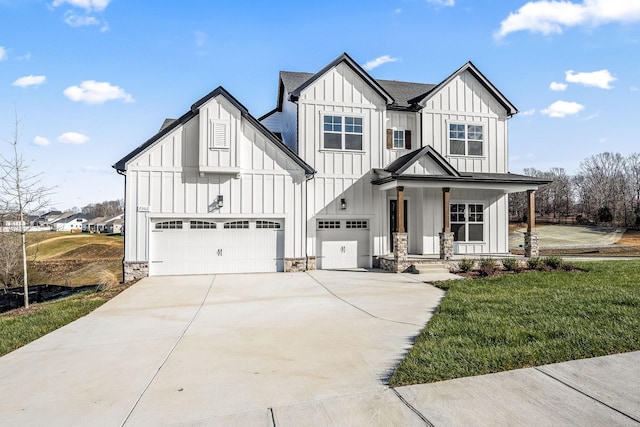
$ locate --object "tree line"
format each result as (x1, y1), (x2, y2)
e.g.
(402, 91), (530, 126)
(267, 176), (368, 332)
(510, 152), (640, 227)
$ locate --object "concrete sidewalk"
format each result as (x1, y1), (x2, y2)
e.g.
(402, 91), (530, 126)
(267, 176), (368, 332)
(0, 271), (638, 426)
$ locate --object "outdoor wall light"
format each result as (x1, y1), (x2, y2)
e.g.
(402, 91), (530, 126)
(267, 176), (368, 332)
(218, 195), (224, 208)
(340, 198), (346, 210)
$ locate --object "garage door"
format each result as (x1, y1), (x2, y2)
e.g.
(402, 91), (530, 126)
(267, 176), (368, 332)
(316, 219), (370, 269)
(149, 219), (284, 275)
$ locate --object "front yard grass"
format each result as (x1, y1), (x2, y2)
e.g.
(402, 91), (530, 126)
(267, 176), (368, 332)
(389, 260), (640, 386)
(0, 292), (109, 357)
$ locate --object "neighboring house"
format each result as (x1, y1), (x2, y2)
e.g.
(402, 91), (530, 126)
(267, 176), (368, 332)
(51, 213), (91, 232)
(115, 52), (547, 281)
(33, 210), (63, 227)
(84, 216), (107, 233)
(104, 214), (124, 234)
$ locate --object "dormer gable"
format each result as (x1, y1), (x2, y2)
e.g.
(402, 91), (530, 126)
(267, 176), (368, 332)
(384, 146), (461, 177)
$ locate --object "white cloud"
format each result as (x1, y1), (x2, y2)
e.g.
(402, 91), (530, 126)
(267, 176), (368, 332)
(549, 81), (567, 91)
(426, 0), (455, 6)
(541, 100), (585, 118)
(58, 132), (89, 144)
(12, 75), (46, 88)
(52, 0), (111, 12)
(64, 13), (100, 27)
(17, 52), (32, 61)
(565, 69), (616, 89)
(0, 46), (6, 61)
(631, 86), (638, 92)
(520, 109), (536, 116)
(363, 55), (399, 71)
(63, 80), (134, 104)
(495, 0), (640, 39)
(394, 8), (402, 14)
(33, 136), (50, 146)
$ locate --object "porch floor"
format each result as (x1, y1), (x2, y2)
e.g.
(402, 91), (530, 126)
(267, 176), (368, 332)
(377, 253), (524, 263)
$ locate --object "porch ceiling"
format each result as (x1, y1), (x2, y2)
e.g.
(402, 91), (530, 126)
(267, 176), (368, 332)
(372, 173), (550, 193)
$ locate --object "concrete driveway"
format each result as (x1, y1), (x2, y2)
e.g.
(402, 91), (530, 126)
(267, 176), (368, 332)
(0, 270), (444, 426)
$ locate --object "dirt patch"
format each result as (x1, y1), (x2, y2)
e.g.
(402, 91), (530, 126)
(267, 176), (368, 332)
(616, 229), (640, 246)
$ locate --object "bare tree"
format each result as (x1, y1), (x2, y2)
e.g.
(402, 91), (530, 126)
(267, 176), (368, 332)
(0, 114), (52, 308)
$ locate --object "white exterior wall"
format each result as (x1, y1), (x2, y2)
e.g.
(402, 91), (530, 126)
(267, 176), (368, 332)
(296, 62), (387, 258)
(384, 111), (420, 166)
(422, 70), (509, 174)
(450, 188), (509, 255)
(123, 95), (307, 265)
(281, 94), (298, 152)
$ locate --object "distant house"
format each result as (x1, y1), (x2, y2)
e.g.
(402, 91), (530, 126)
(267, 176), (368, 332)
(104, 214), (124, 234)
(50, 213), (91, 232)
(32, 211), (63, 227)
(84, 216), (107, 233)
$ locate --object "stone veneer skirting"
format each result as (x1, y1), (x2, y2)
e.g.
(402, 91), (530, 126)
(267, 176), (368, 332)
(285, 257), (316, 272)
(124, 261), (149, 283)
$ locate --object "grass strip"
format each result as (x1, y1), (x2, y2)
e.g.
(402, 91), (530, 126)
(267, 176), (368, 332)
(389, 260), (640, 386)
(0, 292), (108, 357)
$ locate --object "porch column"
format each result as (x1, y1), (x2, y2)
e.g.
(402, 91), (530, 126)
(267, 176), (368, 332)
(397, 186), (405, 233)
(392, 185), (408, 272)
(440, 187), (454, 260)
(525, 190), (539, 258)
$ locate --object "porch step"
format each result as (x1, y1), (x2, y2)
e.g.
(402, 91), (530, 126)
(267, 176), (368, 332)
(412, 262), (450, 275)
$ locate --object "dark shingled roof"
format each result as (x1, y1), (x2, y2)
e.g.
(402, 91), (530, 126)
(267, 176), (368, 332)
(384, 146), (460, 177)
(279, 71), (436, 110)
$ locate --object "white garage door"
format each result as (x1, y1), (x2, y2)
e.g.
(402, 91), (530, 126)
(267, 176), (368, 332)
(149, 219), (284, 276)
(316, 219), (370, 269)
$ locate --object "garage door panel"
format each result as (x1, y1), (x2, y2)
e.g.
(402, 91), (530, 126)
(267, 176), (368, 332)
(317, 219), (370, 270)
(150, 219), (283, 275)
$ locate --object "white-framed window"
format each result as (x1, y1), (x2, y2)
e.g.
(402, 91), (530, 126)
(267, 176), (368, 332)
(393, 130), (404, 149)
(450, 203), (484, 242)
(210, 120), (230, 149)
(318, 220), (340, 229)
(190, 220), (216, 229)
(449, 123), (483, 156)
(223, 220), (249, 229)
(323, 115), (363, 151)
(155, 220), (183, 230)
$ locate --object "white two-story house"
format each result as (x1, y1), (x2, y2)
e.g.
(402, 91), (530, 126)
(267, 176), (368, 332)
(115, 53), (546, 280)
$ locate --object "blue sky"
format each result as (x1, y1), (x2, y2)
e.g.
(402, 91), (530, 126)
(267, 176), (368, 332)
(1, 0), (640, 210)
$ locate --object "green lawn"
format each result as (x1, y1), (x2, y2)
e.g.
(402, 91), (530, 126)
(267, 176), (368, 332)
(0, 292), (108, 357)
(389, 260), (640, 386)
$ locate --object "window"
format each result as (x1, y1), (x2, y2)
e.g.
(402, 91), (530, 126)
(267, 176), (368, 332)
(318, 220), (340, 229)
(256, 220), (281, 229)
(450, 203), (484, 242)
(449, 123), (483, 156)
(323, 115), (363, 151)
(386, 129), (412, 150)
(223, 220), (249, 229)
(155, 220), (183, 230)
(190, 220), (216, 229)
(346, 220), (368, 229)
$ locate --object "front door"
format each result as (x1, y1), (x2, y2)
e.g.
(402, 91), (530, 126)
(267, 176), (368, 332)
(389, 199), (408, 251)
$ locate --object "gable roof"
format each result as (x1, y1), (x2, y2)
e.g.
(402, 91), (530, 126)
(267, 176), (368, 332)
(274, 56), (515, 114)
(417, 61), (518, 116)
(384, 146), (460, 177)
(113, 86), (314, 176)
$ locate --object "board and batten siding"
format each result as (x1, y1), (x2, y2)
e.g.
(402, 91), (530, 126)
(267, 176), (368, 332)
(384, 111), (420, 166)
(124, 101), (307, 264)
(296, 62), (387, 258)
(422, 70), (509, 174)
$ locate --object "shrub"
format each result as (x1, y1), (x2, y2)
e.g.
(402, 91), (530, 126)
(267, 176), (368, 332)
(97, 270), (119, 292)
(542, 256), (564, 270)
(478, 258), (498, 277)
(501, 257), (519, 272)
(458, 258), (474, 273)
(527, 257), (543, 270)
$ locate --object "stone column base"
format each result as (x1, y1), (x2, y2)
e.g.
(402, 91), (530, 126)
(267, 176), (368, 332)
(439, 232), (454, 260)
(524, 232), (539, 258)
(124, 261), (149, 283)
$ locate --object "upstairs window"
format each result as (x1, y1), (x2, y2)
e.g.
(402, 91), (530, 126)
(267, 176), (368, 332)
(450, 203), (484, 242)
(323, 115), (363, 151)
(449, 123), (483, 156)
(386, 129), (412, 150)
